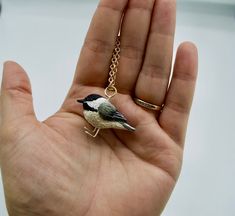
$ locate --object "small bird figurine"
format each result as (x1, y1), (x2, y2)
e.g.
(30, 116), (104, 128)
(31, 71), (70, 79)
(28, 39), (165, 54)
(77, 94), (135, 137)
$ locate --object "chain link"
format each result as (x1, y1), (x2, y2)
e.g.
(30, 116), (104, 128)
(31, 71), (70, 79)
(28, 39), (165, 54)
(104, 36), (121, 99)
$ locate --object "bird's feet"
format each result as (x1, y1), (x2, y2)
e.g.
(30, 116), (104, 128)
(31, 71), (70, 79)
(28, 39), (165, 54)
(84, 126), (100, 138)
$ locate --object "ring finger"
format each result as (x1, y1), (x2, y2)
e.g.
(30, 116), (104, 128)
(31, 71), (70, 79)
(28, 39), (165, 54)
(116, 0), (155, 94)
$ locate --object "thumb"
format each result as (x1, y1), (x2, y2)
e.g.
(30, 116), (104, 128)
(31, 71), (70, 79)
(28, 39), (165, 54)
(0, 61), (36, 125)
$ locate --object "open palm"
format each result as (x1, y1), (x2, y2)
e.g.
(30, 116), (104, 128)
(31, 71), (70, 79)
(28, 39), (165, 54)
(0, 0), (198, 216)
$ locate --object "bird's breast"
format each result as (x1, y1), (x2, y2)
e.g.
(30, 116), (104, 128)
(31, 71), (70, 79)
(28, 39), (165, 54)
(84, 111), (125, 130)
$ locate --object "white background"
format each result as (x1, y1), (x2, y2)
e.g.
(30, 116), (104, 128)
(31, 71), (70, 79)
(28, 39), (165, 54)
(0, 0), (235, 215)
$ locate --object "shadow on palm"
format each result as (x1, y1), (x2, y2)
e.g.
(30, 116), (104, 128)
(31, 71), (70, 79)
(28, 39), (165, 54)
(35, 85), (178, 215)
(45, 84), (181, 182)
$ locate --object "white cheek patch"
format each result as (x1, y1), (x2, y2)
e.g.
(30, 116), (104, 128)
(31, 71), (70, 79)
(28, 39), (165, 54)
(87, 98), (107, 110)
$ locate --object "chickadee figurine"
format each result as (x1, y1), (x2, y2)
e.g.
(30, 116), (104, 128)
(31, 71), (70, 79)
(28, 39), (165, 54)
(77, 94), (135, 137)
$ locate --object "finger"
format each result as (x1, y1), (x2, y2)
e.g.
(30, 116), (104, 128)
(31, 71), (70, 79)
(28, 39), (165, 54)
(116, 0), (155, 94)
(73, 0), (128, 87)
(159, 42), (198, 147)
(135, 0), (176, 107)
(0, 61), (36, 125)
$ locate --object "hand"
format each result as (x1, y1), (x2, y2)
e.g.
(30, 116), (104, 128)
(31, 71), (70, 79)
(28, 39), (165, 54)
(0, 0), (198, 215)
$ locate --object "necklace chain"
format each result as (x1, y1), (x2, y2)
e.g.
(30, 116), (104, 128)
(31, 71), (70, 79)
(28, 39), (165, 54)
(104, 36), (121, 99)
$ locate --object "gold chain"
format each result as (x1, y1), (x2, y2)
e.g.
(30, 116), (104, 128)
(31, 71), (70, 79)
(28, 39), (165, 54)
(104, 36), (121, 99)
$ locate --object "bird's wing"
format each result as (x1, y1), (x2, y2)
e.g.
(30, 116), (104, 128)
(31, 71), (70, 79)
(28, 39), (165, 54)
(98, 102), (127, 123)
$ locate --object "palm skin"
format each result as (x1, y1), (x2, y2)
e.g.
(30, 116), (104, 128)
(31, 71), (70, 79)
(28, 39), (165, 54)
(0, 0), (198, 216)
(1, 89), (181, 216)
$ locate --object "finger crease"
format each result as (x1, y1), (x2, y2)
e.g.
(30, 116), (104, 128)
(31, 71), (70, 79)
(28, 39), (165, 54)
(165, 101), (190, 115)
(98, 4), (124, 13)
(83, 39), (114, 55)
(141, 64), (170, 79)
(127, 6), (153, 14)
(173, 72), (197, 82)
(149, 31), (174, 40)
(121, 45), (144, 60)
(128, 1), (154, 13)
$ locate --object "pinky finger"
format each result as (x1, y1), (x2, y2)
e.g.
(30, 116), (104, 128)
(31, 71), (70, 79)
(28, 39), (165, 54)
(159, 42), (198, 147)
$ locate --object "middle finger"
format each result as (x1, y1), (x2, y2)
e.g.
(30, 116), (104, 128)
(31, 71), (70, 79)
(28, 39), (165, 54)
(116, 0), (156, 94)
(135, 0), (176, 108)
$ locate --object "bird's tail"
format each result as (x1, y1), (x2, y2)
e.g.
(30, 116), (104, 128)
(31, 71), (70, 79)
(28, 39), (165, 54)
(122, 123), (136, 132)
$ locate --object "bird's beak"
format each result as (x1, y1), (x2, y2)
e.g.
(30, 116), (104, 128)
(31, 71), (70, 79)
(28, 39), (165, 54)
(77, 99), (84, 104)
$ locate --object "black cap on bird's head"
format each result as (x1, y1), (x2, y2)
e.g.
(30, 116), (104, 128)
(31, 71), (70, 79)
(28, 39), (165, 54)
(77, 94), (104, 111)
(77, 94), (103, 104)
